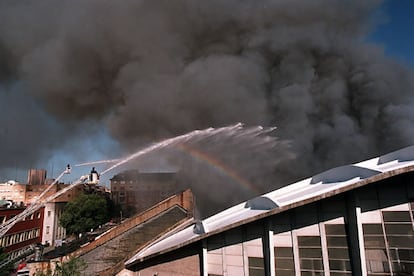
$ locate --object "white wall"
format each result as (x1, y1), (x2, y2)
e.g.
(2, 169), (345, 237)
(42, 202), (67, 246)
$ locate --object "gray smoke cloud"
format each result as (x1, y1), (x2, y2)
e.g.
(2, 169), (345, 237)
(1, 0), (414, 209)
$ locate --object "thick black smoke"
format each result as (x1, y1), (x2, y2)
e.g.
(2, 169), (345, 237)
(1, 1), (414, 199)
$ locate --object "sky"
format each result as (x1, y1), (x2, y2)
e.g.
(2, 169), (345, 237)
(369, 0), (414, 67)
(1, 0), (414, 190)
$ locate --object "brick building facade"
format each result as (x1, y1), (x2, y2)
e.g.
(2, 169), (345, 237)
(110, 170), (181, 215)
(0, 207), (44, 259)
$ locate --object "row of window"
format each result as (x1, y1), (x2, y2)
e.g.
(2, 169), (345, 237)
(0, 212), (42, 225)
(271, 222), (352, 276)
(247, 210), (414, 276)
(23, 212), (42, 221)
(206, 182), (414, 276)
(0, 228), (40, 248)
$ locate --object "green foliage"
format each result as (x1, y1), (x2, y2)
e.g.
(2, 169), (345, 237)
(34, 257), (86, 276)
(59, 193), (109, 235)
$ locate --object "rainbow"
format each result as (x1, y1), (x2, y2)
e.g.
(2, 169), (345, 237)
(175, 144), (260, 194)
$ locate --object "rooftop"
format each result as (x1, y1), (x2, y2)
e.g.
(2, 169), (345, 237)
(126, 145), (414, 267)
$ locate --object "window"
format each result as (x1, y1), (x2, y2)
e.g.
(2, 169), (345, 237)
(248, 257), (265, 276)
(19, 233), (24, 243)
(274, 230), (295, 276)
(275, 247), (295, 275)
(382, 210), (414, 274)
(47, 211), (51, 217)
(10, 234), (16, 245)
(46, 226), (50, 235)
(297, 234), (324, 276)
(382, 211), (411, 223)
(325, 223), (351, 274)
(363, 223), (390, 274)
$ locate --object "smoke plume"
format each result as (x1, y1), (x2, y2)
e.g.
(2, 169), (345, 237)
(1, 1), (414, 202)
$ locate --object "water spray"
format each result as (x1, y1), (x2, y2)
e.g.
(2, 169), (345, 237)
(100, 123), (268, 176)
(75, 159), (120, 167)
(0, 123), (280, 238)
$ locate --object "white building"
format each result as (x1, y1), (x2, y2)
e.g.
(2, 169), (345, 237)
(125, 145), (414, 275)
(41, 202), (67, 247)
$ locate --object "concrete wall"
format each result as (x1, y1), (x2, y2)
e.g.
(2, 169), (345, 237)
(42, 202), (66, 246)
(42, 203), (55, 245)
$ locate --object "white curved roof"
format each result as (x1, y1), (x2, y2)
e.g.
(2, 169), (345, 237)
(126, 145), (414, 266)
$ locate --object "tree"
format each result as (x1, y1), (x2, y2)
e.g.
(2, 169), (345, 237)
(59, 193), (109, 235)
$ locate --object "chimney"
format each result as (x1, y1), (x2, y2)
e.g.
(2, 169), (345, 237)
(27, 169), (47, 185)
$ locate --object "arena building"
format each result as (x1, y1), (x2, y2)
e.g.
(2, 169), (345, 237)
(125, 145), (414, 276)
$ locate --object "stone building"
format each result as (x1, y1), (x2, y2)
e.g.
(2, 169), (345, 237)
(110, 170), (181, 215)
